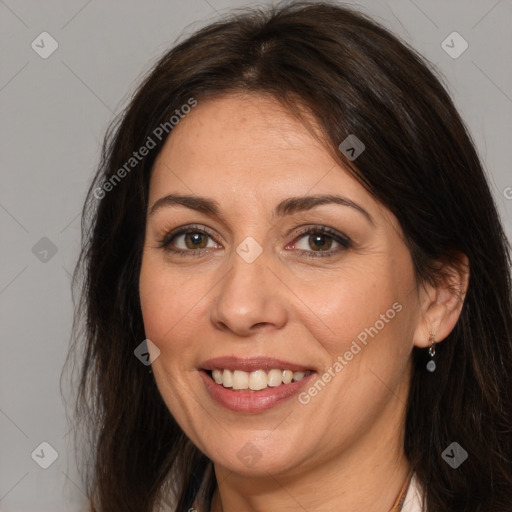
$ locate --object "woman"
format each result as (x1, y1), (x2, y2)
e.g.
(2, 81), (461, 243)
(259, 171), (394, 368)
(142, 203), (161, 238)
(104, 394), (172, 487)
(68, 2), (512, 511)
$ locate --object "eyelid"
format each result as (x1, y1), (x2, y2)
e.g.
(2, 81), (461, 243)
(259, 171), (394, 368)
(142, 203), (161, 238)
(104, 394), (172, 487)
(158, 223), (351, 257)
(157, 224), (220, 250)
(286, 225), (351, 257)
(290, 224), (350, 244)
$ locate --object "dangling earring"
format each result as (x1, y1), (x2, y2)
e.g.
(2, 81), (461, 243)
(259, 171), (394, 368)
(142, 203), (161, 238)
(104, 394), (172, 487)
(426, 332), (436, 372)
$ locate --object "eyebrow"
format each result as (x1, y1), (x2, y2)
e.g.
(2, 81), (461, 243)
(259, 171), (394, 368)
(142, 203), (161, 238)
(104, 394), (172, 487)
(148, 193), (374, 225)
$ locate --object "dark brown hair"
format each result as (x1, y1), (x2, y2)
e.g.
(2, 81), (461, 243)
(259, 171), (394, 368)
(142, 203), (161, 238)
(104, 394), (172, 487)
(66, 2), (512, 510)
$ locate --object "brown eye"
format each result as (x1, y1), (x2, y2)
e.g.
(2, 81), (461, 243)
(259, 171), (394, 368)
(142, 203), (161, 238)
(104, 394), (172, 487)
(160, 225), (219, 254)
(183, 231), (208, 249)
(308, 233), (333, 251)
(290, 226), (351, 258)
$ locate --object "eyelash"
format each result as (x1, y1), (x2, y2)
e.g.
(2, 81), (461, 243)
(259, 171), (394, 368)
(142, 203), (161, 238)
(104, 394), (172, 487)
(288, 225), (351, 258)
(158, 225), (219, 258)
(157, 224), (351, 259)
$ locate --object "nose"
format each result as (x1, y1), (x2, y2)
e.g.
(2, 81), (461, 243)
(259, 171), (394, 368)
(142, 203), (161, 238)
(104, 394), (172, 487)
(210, 249), (288, 337)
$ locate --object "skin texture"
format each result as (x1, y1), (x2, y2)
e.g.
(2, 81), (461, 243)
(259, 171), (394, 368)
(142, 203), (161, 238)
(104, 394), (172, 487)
(139, 94), (467, 512)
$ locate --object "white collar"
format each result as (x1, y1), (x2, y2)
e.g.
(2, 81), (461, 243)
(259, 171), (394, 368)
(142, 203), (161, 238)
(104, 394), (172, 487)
(400, 473), (426, 512)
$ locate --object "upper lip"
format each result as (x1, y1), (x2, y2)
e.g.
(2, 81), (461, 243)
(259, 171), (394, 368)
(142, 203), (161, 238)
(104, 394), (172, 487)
(200, 356), (314, 373)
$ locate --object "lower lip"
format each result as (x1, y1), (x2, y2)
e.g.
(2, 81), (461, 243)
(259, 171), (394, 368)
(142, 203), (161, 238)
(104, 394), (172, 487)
(199, 370), (315, 413)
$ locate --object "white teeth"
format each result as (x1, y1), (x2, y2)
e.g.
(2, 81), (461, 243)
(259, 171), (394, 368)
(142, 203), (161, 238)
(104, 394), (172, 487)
(267, 369), (283, 387)
(222, 369), (233, 388)
(249, 370), (267, 390)
(232, 370), (249, 390)
(212, 369), (223, 384)
(293, 371), (306, 382)
(282, 370), (293, 384)
(211, 368), (311, 390)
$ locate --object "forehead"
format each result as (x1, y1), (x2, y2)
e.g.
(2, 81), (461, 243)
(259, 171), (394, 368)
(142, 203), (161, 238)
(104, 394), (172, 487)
(148, 94), (387, 223)
(152, 94), (329, 177)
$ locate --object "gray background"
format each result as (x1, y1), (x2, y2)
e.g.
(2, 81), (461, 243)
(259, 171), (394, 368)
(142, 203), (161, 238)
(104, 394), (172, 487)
(0, 0), (511, 510)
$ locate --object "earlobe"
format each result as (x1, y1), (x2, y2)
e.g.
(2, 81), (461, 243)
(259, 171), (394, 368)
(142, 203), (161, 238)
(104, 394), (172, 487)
(412, 252), (469, 349)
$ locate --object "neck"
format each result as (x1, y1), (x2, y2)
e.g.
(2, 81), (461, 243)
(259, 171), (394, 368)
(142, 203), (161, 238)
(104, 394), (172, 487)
(209, 385), (411, 512)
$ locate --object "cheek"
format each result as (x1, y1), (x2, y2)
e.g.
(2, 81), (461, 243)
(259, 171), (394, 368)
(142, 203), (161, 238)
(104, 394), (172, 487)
(295, 265), (398, 351)
(139, 254), (201, 352)
(294, 246), (417, 379)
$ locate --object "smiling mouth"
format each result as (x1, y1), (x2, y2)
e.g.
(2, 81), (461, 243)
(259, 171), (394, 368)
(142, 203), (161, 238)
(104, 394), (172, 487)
(205, 368), (313, 391)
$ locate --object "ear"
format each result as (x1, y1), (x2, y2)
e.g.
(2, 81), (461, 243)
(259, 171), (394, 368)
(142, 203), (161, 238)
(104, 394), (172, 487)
(412, 252), (470, 348)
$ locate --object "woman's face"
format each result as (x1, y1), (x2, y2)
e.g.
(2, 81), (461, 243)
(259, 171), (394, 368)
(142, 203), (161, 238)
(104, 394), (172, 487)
(139, 94), (427, 477)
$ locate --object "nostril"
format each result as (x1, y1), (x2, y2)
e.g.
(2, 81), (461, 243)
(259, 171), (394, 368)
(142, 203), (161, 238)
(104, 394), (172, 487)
(252, 322), (269, 329)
